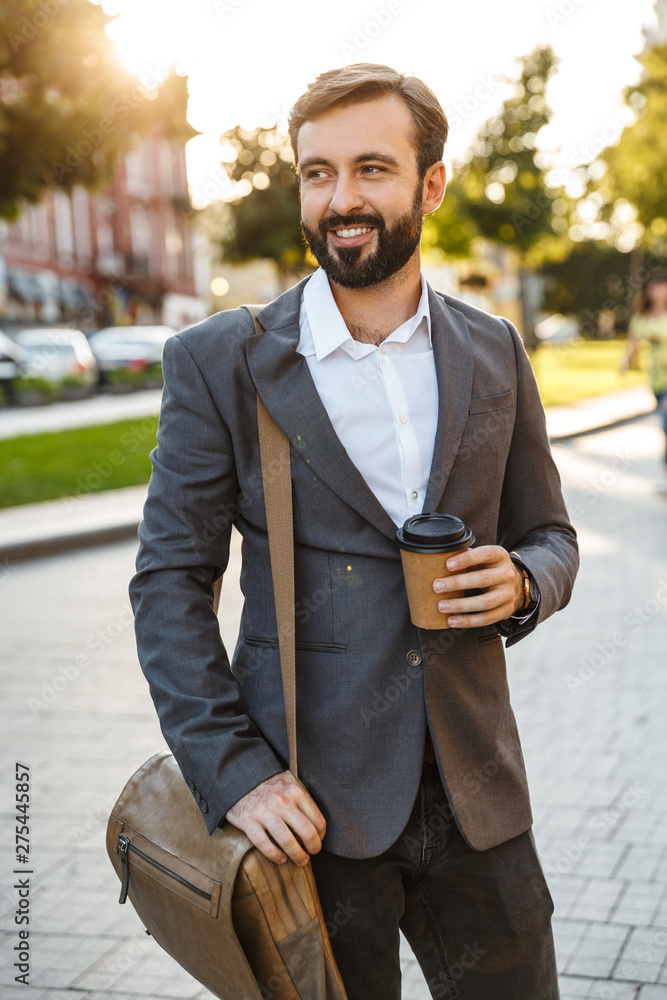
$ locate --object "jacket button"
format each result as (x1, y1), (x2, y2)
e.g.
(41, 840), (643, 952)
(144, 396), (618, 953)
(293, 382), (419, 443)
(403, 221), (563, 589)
(194, 790), (202, 803)
(406, 649), (422, 666)
(187, 780), (195, 792)
(200, 800), (208, 813)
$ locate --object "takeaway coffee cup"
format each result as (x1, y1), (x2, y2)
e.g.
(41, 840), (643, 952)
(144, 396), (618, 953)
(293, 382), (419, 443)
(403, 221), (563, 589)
(396, 513), (475, 629)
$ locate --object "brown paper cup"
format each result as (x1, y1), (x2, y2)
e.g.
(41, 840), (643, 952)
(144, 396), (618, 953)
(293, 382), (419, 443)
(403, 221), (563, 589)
(400, 546), (470, 629)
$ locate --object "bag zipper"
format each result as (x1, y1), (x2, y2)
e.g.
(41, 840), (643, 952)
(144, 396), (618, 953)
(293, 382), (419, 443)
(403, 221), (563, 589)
(118, 832), (212, 905)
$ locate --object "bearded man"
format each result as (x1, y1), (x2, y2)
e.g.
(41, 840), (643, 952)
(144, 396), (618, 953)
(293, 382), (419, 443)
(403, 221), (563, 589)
(130, 63), (577, 999)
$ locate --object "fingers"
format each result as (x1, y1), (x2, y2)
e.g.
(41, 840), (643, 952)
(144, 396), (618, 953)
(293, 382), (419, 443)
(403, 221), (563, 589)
(244, 823), (289, 866)
(295, 782), (328, 838)
(265, 810), (321, 866)
(431, 545), (521, 627)
(225, 772), (326, 867)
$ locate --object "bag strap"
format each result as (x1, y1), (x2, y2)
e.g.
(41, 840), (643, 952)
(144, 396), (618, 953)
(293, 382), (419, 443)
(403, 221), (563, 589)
(212, 305), (297, 779)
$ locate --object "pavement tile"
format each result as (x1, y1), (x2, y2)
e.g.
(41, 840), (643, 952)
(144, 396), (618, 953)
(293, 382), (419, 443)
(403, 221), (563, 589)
(558, 976), (596, 997)
(569, 878), (626, 922)
(588, 982), (639, 999)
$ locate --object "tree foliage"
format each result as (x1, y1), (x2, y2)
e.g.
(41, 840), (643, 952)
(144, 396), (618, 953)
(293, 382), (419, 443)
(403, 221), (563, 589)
(219, 125), (305, 271)
(601, 42), (667, 253)
(0, 0), (194, 219)
(429, 46), (569, 347)
(431, 46), (564, 263)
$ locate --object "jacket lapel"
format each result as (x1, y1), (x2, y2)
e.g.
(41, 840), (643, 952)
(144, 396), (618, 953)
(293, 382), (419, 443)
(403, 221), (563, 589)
(422, 289), (475, 513)
(246, 279), (398, 540)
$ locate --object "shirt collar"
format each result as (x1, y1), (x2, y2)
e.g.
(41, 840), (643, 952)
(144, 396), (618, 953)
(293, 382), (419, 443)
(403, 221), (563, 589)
(303, 267), (432, 362)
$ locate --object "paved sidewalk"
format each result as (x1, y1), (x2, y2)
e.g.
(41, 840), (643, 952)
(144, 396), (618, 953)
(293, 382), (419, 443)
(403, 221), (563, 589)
(545, 386), (656, 441)
(0, 389), (163, 440)
(1, 416), (666, 999)
(0, 386), (658, 563)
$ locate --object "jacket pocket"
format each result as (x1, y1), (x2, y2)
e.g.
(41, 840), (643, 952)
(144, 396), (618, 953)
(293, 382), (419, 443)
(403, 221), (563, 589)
(244, 636), (347, 654)
(469, 390), (514, 414)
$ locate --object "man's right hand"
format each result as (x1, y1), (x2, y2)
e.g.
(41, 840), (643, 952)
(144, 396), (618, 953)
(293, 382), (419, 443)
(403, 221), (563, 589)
(225, 771), (327, 867)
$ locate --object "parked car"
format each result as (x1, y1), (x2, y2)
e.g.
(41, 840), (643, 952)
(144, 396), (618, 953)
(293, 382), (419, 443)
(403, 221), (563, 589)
(14, 328), (99, 402)
(535, 314), (580, 343)
(87, 325), (176, 390)
(0, 330), (28, 406)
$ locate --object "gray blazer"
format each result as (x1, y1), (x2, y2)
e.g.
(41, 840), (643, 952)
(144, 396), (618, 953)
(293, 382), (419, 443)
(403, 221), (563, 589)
(129, 276), (578, 858)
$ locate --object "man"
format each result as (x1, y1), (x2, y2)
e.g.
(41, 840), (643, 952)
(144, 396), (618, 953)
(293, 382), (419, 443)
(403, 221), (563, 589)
(130, 63), (578, 999)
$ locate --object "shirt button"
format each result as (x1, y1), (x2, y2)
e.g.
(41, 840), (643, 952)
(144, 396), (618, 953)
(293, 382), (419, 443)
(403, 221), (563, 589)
(400, 415), (407, 424)
(406, 649), (423, 666)
(411, 490), (418, 500)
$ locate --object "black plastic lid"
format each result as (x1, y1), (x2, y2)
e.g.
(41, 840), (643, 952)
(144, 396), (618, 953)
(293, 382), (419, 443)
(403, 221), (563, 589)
(396, 513), (475, 554)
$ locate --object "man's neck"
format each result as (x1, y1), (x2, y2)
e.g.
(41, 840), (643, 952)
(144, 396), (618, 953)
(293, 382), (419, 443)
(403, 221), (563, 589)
(328, 253), (423, 346)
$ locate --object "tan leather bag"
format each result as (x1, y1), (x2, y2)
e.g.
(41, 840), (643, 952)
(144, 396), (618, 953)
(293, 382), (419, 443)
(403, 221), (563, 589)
(106, 306), (348, 1000)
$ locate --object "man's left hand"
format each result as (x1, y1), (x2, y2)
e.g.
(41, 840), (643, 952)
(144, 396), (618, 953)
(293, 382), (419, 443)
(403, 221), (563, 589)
(432, 545), (524, 628)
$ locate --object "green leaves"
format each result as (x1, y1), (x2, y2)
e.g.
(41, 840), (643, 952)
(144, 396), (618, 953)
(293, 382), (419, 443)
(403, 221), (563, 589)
(219, 124), (305, 271)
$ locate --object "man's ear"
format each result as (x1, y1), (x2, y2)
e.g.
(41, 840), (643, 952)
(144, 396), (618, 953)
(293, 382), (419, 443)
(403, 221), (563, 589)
(423, 161), (446, 216)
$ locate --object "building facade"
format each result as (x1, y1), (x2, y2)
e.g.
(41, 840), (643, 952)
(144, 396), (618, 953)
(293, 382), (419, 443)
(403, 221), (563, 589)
(0, 134), (208, 332)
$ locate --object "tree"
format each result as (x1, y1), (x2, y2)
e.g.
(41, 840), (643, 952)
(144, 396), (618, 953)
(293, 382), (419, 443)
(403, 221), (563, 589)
(0, 0), (194, 219)
(219, 125), (306, 277)
(429, 46), (566, 349)
(539, 242), (633, 334)
(600, 42), (667, 257)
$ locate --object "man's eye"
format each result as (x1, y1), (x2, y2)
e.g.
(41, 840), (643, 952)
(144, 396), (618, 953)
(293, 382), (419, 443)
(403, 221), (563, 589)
(305, 170), (328, 180)
(361, 165), (384, 174)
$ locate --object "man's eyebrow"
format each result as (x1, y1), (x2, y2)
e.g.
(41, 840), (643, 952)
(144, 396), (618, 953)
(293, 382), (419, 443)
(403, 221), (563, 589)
(298, 152), (400, 172)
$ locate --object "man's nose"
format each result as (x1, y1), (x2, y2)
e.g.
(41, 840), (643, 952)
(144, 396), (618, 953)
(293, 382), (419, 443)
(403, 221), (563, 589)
(328, 174), (365, 218)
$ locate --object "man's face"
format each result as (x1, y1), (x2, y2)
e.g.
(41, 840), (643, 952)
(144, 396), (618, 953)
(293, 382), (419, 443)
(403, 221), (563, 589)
(297, 94), (426, 289)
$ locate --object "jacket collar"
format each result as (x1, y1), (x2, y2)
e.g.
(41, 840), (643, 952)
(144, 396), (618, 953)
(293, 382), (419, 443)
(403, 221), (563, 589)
(247, 276), (474, 540)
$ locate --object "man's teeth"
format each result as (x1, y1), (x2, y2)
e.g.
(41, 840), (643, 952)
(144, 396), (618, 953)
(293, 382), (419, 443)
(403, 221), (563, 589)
(334, 227), (373, 238)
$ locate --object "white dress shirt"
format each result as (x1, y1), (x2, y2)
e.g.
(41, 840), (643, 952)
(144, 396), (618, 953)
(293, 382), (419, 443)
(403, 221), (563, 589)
(298, 267), (438, 528)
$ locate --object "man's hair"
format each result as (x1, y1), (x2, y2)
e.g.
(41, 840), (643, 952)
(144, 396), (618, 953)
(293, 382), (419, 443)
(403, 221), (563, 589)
(288, 63), (448, 179)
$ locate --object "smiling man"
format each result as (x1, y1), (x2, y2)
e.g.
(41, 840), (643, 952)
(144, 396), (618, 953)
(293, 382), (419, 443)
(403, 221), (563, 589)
(130, 64), (578, 999)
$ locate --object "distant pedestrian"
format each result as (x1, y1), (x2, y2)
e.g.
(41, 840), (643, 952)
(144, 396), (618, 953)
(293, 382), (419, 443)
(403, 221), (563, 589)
(624, 271), (667, 492)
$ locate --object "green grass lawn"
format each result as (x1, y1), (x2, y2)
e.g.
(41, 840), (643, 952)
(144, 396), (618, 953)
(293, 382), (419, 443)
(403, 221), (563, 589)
(0, 339), (651, 509)
(532, 338), (644, 408)
(0, 415), (159, 509)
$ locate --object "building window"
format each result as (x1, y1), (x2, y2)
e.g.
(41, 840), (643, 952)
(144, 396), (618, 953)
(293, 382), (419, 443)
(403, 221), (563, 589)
(72, 187), (92, 261)
(125, 141), (152, 199)
(53, 190), (74, 257)
(158, 139), (174, 196)
(29, 203), (50, 252)
(96, 198), (114, 253)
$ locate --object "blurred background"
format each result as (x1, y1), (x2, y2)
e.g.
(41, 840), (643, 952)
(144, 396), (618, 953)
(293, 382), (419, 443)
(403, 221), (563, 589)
(0, 0), (666, 500)
(2, 2), (667, 999)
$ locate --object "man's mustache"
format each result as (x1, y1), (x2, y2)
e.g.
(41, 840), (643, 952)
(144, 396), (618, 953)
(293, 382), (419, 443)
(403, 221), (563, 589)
(318, 214), (384, 236)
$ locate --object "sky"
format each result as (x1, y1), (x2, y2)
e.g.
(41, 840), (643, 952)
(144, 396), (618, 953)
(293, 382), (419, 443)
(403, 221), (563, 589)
(95, 0), (660, 206)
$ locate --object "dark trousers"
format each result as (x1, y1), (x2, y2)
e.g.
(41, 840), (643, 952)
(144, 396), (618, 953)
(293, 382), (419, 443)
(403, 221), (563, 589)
(310, 760), (559, 1000)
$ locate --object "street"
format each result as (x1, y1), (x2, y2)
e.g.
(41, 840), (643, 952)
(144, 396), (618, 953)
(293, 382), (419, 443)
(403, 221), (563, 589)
(1, 414), (667, 1000)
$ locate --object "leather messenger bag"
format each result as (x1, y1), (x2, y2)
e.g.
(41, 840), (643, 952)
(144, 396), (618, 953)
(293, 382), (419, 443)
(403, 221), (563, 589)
(106, 307), (349, 1000)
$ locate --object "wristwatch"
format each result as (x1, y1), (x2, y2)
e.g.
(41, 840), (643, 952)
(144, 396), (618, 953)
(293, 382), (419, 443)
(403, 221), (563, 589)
(509, 553), (539, 614)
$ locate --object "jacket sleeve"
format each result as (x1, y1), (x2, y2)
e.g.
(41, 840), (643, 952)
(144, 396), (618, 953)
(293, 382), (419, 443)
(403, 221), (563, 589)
(495, 319), (579, 647)
(129, 333), (285, 833)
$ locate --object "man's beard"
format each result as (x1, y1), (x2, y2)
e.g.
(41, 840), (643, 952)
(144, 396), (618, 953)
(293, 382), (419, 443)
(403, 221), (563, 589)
(301, 184), (424, 289)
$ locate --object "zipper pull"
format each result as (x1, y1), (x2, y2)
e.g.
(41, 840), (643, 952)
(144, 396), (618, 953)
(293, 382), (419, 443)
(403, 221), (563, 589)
(118, 834), (130, 904)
